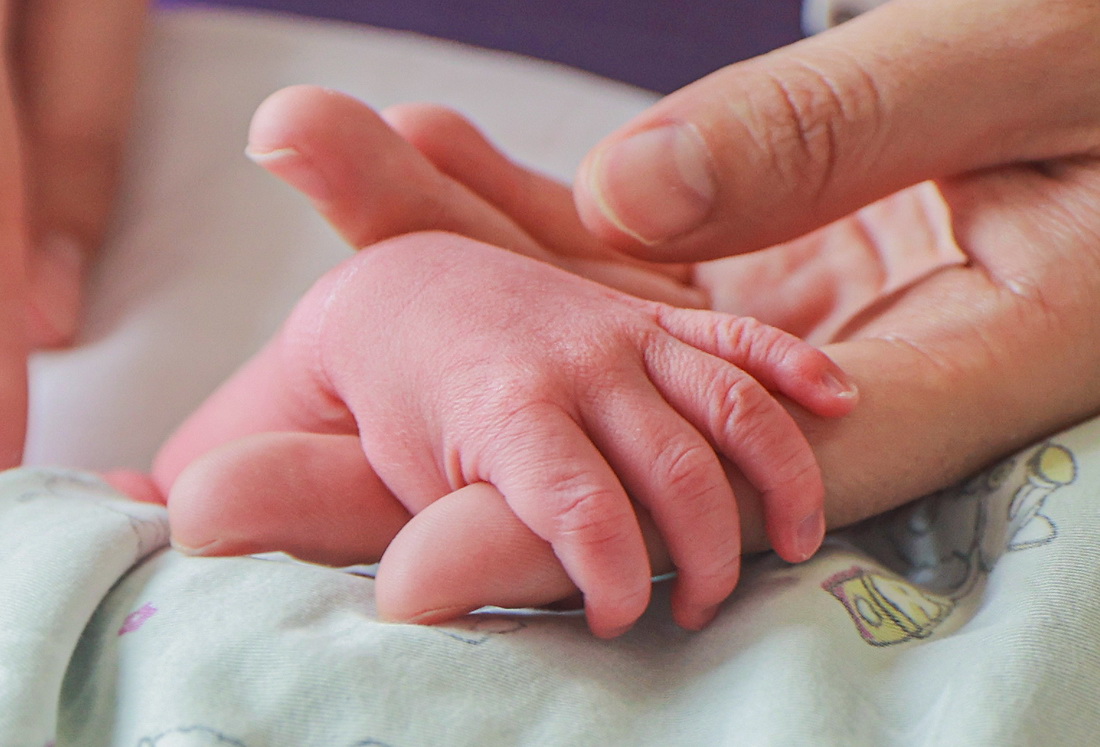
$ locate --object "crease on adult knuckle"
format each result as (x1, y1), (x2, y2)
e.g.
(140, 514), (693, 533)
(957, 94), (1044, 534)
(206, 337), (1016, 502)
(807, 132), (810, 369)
(749, 53), (884, 206)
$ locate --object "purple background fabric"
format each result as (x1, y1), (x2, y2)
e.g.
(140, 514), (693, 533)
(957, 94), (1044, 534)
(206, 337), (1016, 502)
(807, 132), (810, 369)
(160, 1), (805, 92)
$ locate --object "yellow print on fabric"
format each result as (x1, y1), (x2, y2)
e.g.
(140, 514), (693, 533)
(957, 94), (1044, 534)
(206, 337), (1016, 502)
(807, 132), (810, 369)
(823, 442), (1077, 646)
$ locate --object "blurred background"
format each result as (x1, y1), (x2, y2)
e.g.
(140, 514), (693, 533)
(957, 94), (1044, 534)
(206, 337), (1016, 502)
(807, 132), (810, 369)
(157, 0), (806, 92)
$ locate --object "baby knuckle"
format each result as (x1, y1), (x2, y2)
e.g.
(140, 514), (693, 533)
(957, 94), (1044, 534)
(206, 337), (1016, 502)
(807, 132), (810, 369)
(482, 398), (562, 440)
(710, 376), (772, 433)
(601, 583), (651, 617)
(762, 449), (822, 506)
(685, 545), (742, 591)
(653, 438), (719, 498)
(553, 486), (632, 547)
(724, 315), (789, 364)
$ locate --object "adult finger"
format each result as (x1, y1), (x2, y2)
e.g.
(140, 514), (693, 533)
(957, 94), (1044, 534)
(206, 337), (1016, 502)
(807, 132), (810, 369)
(376, 483), (575, 623)
(383, 103), (687, 273)
(14, 0), (148, 346)
(574, 0), (1100, 260)
(376, 481), (672, 625)
(168, 431), (410, 567)
(246, 85), (547, 258)
(249, 89), (703, 306)
(384, 102), (705, 307)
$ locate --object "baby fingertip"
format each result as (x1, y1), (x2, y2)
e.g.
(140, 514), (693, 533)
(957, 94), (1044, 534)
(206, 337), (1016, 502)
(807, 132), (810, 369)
(388, 605), (477, 626)
(593, 621), (636, 640)
(169, 537), (221, 557)
(676, 603), (721, 632)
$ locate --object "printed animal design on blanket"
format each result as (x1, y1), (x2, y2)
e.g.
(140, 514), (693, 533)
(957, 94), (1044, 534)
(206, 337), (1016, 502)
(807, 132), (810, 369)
(823, 442), (1078, 646)
(821, 566), (954, 646)
(1007, 443), (1076, 550)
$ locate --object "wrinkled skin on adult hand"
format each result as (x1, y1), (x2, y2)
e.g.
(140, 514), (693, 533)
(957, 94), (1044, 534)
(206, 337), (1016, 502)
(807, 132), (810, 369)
(568, 0), (1100, 519)
(372, 0), (1100, 619)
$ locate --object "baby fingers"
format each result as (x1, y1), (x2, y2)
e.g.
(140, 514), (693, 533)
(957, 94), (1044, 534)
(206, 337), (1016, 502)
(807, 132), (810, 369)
(644, 334), (827, 565)
(655, 305), (859, 418)
(473, 403), (653, 639)
(581, 381), (741, 631)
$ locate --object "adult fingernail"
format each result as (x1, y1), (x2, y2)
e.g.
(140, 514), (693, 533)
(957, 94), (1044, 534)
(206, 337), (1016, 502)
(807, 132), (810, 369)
(795, 511), (825, 561)
(245, 145), (334, 203)
(821, 368), (859, 400)
(27, 233), (86, 348)
(583, 123), (716, 244)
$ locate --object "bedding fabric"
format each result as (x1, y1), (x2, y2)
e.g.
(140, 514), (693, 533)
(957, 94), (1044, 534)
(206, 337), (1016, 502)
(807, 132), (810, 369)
(5, 417), (1100, 745)
(11, 7), (1100, 745)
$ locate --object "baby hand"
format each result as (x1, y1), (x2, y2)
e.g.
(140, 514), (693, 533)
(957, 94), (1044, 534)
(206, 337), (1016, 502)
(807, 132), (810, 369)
(158, 232), (856, 637)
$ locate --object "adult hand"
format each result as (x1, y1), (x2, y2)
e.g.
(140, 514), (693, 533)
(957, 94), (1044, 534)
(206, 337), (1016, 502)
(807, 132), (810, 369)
(569, 0), (1100, 514)
(574, 0), (1100, 260)
(370, 0), (1100, 618)
(0, 0), (146, 467)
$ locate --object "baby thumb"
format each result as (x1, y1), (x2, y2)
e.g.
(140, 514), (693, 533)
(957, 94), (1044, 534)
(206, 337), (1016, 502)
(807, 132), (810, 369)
(574, 0), (1100, 261)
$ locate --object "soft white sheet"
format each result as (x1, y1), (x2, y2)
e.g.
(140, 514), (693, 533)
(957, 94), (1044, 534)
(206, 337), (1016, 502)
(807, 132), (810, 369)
(8, 7), (1100, 746)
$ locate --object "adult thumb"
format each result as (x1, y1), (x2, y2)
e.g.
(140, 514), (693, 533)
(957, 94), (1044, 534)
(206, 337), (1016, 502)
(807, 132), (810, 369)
(575, 0), (1100, 260)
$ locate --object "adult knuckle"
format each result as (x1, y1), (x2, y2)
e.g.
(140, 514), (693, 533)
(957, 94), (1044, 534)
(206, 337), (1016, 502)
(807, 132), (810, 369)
(749, 54), (884, 203)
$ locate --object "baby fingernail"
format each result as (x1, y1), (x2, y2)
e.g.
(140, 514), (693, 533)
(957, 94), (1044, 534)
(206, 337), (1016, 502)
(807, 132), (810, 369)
(399, 606), (471, 625)
(684, 604), (721, 631)
(583, 123), (716, 245)
(245, 145), (334, 203)
(796, 511), (825, 561)
(599, 622), (636, 639)
(170, 538), (219, 556)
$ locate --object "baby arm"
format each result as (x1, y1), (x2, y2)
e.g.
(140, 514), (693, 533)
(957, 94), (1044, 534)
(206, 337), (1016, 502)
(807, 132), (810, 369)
(156, 234), (856, 637)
